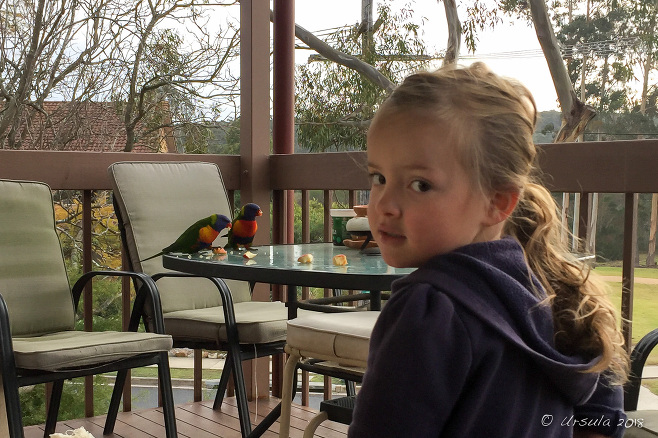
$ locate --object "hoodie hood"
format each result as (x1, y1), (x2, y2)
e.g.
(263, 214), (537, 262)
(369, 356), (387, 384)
(391, 237), (599, 405)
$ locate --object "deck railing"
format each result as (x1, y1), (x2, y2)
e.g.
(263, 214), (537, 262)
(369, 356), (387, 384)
(1, 138), (657, 416)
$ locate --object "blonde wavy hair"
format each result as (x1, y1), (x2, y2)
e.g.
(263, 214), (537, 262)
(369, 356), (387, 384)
(377, 62), (628, 383)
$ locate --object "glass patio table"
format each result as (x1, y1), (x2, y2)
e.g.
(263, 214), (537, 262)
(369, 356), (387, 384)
(162, 242), (416, 318)
(163, 242), (415, 437)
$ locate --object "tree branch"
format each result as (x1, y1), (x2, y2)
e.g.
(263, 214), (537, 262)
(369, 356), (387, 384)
(528, 0), (596, 142)
(270, 9), (395, 93)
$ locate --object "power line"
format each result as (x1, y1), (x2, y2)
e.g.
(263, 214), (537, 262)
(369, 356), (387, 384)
(462, 37), (640, 60)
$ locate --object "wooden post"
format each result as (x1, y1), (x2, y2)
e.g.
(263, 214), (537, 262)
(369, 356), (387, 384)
(83, 190), (94, 417)
(621, 193), (638, 352)
(647, 194), (657, 267)
(240, 0), (271, 399)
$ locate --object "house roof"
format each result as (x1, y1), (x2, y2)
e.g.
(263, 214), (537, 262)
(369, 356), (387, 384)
(2, 101), (174, 153)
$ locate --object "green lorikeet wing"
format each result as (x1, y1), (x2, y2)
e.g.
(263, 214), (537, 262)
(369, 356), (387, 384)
(141, 214), (231, 261)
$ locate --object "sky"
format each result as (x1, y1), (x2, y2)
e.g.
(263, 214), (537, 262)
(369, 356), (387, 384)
(293, 0), (561, 112)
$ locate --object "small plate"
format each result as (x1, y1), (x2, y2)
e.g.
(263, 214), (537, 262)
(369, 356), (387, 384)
(343, 239), (378, 249)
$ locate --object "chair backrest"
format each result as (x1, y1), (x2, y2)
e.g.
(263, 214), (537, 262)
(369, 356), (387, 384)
(108, 161), (252, 313)
(0, 180), (75, 336)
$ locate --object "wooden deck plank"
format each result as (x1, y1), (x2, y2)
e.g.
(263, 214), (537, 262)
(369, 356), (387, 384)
(220, 398), (349, 438)
(114, 410), (167, 436)
(141, 407), (221, 438)
(22, 397), (348, 438)
(23, 426), (45, 438)
(175, 403), (245, 437)
(87, 415), (154, 438)
(61, 419), (117, 438)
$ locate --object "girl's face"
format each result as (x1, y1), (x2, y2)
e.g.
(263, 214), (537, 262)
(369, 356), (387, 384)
(367, 113), (499, 268)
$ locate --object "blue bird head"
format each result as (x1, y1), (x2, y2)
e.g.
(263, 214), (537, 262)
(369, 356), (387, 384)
(242, 203), (263, 220)
(212, 214), (232, 231)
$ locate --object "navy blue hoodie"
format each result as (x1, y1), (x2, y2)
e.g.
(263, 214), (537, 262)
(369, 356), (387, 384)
(348, 238), (625, 437)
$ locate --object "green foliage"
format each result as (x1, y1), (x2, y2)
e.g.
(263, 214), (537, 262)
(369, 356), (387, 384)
(293, 198), (326, 243)
(205, 118), (241, 154)
(295, 1), (432, 152)
(20, 377), (114, 426)
(584, 111), (658, 141)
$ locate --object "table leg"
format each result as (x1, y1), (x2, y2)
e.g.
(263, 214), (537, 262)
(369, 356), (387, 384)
(286, 284), (298, 319)
(370, 290), (382, 311)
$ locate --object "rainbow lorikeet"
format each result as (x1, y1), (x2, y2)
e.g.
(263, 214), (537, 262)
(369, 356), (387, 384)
(141, 214), (232, 262)
(224, 203), (262, 250)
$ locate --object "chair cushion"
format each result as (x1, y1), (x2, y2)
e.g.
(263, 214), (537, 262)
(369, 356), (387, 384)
(13, 331), (173, 370)
(0, 180), (75, 336)
(625, 411), (658, 437)
(164, 301), (290, 344)
(108, 161), (252, 310)
(286, 311), (379, 366)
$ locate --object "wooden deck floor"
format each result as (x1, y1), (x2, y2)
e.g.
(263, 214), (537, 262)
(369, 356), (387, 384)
(23, 397), (348, 438)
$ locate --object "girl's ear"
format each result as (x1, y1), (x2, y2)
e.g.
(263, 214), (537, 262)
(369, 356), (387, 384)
(484, 189), (520, 225)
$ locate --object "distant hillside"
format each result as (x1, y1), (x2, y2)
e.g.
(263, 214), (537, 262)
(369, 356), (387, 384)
(534, 110), (561, 144)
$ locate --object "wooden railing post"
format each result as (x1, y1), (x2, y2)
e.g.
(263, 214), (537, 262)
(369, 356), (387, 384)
(621, 193), (638, 352)
(82, 190), (94, 417)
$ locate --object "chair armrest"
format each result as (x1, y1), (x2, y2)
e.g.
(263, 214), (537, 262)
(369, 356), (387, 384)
(624, 328), (658, 410)
(70, 270), (166, 334)
(151, 271), (256, 295)
(150, 272), (242, 345)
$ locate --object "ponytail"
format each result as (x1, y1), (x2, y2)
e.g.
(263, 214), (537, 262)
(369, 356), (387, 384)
(381, 63), (628, 382)
(505, 183), (628, 383)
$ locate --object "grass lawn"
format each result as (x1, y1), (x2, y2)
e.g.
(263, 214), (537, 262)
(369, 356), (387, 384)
(594, 266), (658, 280)
(128, 367), (224, 380)
(593, 265), (658, 364)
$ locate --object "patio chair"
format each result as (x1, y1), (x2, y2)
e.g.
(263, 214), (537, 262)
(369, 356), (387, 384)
(0, 179), (177, 438)
(624, 328), (658, 437)
(108, 161), (289, 437)
(278, 311), (378, 438)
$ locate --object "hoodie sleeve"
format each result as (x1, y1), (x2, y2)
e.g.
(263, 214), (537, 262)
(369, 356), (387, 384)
(573, 374), (626, 438)
(348, 284), (473, 437)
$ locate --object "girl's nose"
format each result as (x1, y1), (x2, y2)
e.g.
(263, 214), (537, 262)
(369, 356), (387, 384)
(373, 187), (401, 217)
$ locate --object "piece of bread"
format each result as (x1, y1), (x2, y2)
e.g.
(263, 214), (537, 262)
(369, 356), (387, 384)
(297, 253), (314, 263)
(332, 254), (348, 266)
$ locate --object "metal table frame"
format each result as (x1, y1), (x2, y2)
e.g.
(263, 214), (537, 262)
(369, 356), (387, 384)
(163, 242), (415, 437)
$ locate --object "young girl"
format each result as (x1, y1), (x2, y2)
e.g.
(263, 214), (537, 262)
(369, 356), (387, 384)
(349, 63), (628, 438)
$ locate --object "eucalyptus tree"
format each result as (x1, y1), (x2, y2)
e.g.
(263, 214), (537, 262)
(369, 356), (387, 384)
(293, 1), (436, 152)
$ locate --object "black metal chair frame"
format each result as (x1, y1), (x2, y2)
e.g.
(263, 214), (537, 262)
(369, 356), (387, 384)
(114, 198), (285, 438)
(0, 270), (177, 438)
(624, 328), (658, 411)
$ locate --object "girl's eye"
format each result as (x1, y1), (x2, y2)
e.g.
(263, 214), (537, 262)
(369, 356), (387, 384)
(370, 173), (385, 186)
(411, 180), (431, 193)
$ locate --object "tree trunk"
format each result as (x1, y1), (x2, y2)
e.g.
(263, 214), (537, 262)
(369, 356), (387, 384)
(442, 0), (461, 66)
(648, 194), (658, 267)
(361, 0), (374, 58)
(527, 0), (596, 142)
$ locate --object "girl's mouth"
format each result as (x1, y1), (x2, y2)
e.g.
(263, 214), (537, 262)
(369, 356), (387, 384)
(377, 229), (405, 244)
